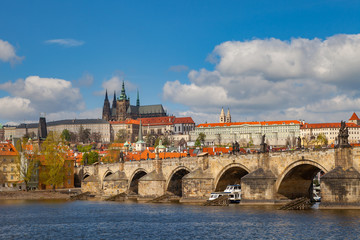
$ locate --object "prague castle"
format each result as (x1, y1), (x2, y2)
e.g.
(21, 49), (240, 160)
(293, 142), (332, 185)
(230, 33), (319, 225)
(102, 81), (167, 121)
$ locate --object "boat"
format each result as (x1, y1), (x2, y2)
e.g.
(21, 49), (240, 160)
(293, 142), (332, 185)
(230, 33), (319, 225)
(208, 184), (241, 203)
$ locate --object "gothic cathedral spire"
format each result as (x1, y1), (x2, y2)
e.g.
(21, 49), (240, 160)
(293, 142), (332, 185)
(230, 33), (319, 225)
(136, 89), (140, 106)
(102, 89), (111, 121)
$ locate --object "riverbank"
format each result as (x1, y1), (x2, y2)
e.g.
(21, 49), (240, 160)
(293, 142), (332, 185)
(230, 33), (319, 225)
(0, 191), (71, 200)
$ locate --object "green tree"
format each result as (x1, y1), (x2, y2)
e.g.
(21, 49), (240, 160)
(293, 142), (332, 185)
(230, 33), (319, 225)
(61, 129), (71, 142)
(82, 151), (99, 165)
(39, 132), (67, 190)
(77, 145), (92, 152)
(197, 133), (206, 146)
(195, 139), (201, 147)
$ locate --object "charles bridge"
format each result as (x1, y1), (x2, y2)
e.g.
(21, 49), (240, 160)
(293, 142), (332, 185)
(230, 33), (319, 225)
(78, 146), (360, 208)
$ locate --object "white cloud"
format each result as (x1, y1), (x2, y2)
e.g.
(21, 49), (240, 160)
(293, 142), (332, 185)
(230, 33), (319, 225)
(0, 76), (85, 121)
(77, 72), (94, 87)
(0, 39), (23, 64)
(0, 97), (35, 120)
(94, 74), (137, 96)
(45, 38), (84, 47)
(163, 34), (360, 123)
(169, 65), (189, 72)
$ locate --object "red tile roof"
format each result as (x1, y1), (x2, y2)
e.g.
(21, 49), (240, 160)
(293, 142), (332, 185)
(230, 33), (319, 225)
(0, 142), (18, 156)
(110, 119), (140, 125)
(140, 116), (175, 126)
(174, 117), (195, 124)
(349, 112), (360, 121)
(301, 122), (360, 129)
(198, 120), (300, 128)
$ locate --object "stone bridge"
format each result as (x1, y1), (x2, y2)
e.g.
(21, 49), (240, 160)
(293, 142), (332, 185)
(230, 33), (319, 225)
(79, 147), (360, 208)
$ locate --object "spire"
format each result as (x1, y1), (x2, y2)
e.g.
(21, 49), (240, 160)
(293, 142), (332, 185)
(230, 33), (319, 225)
(138, 119), (143, 141)
(226, 108), (231, 123)
(105, 89), (109, 101)
(219, 107), (225, 123)
(102, 89), (111, 121)
(119, 81), (127, 100)
(112, 91), (117, 109)
(136, 89), (140, 106)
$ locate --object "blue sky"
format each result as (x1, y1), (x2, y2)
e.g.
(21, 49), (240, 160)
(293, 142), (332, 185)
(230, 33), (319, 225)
(1, 1), (360, 124)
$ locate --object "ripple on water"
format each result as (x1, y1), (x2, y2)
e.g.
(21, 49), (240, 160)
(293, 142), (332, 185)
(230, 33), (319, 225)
(1, 201), (360, 239)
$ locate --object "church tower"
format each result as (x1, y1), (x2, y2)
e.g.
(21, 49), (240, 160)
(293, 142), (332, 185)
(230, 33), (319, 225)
(116, 81), (130, 121)
(111, 91), (117, 119)
(136, 89), (140, 107)
(219, 107), (225, 123)
(102, 90), (111, 121)
(226, 108), (231, 123)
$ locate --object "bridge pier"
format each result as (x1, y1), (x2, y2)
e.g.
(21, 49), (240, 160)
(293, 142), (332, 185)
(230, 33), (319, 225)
(241, 168), (277, 204)
(241, 153), (277, 204)
(181, 168), (214, 203)
(138, 159), (166, 201)
(320, 148), (360, 209)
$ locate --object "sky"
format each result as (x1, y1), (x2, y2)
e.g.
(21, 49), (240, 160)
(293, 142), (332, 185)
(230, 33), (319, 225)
(1, 0), (360, 125)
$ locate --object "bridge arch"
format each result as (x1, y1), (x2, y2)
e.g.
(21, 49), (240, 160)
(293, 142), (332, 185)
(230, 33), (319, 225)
(128, 168), (148, 194)
(102, 170), (114, 181)
(83, 173), (91, 181)
(214, 163), (250, 192)
(275, 159), (328, 200)
(166, 166), (191, 197)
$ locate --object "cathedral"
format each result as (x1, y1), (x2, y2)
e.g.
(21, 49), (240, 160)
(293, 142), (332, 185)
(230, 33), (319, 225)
(102, 82), (167, 121)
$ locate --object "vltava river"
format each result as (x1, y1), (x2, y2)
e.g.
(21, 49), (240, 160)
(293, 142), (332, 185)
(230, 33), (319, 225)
(1, 200), (360, 239)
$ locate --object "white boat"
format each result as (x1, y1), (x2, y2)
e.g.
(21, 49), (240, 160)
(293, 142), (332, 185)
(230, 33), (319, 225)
(208, 184), (241, 203)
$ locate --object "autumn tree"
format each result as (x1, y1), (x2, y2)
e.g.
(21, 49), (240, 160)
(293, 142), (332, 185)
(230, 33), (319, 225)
(39, 132), (67, 190)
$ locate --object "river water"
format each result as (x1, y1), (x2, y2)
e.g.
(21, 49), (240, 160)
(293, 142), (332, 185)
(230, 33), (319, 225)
(0, 200), (360, 239)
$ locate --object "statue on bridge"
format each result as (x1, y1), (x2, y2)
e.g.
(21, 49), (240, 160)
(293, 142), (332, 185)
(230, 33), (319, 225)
(336, 121), (351, 148)
(260, 134), (267, 153)
(297, 136), (302, 149)
(232, 141), (240, 154)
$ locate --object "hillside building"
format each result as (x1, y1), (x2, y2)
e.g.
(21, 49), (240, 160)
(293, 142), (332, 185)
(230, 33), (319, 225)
(102, 82), (167, 121)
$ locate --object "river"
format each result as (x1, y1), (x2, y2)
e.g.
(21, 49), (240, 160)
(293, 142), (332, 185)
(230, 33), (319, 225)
(0, 200), (360, 239)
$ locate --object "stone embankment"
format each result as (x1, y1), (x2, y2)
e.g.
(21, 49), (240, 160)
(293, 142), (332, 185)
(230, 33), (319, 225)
(0, 190), (79, 200)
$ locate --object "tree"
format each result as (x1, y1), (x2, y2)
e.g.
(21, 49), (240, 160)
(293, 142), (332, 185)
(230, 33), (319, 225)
(146, 133), (157, 147)
(90, 132), (102, 143)
(15, 139), (39, 191)
(197, 133), (206, 146)
(82, 151), (99, 165)
(162, 136), (170, 146)
(61, 129), (71, 142)
(78, 126), (91, 143)
(77, 145), (92, 152)
(195, 139), (201, 147)
(69, 131), (78, 143)
(316, 134), (328, 146)
(116, 129), (128, 143)
(39, 132), (67, 190)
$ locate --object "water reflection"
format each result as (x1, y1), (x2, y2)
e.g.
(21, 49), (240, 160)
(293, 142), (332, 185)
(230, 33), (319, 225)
(1, 201), (360, 239)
